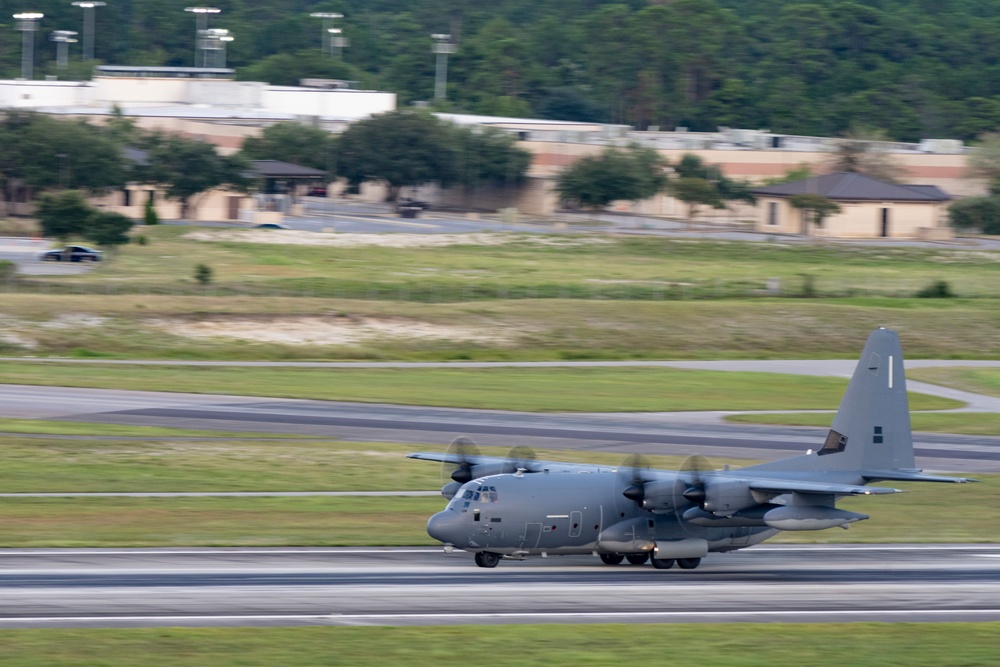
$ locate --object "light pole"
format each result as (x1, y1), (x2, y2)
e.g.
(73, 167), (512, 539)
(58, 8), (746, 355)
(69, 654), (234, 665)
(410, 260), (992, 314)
(431, 33), (455, 101)
(202, 28), (232, 68)
(328, 28), (349, 58)
(13, 12), (44, 80)
(71, 1), (105, 62)
(184, 6), (220, 67)
(310, 12), (342, 56)
(51, 30), (78, 70)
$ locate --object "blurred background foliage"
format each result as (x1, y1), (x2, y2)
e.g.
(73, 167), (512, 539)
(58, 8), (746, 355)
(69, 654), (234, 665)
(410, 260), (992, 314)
(3, 0), (1000, 141)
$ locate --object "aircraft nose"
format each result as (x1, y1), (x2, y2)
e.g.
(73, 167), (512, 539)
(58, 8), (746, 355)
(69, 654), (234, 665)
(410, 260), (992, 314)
(427, 509), (467, 545)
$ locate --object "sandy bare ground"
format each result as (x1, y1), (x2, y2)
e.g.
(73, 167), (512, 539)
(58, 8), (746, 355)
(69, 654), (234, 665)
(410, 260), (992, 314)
(183, 230), (610, 248)
(151, 315), (515, 346)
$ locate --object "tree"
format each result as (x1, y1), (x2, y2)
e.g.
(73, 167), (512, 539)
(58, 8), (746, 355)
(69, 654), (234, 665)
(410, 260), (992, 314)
(35, 191), (92, 242)
(670, 178), (726, 221)
(143, 135), (250, 219)
(827, 126), (904, 183)
(144, 197), (160, 226)
(337, 110), (459, 201)
(967, 132), (1000, 195)
(790, 193), (842, 235)
(85, 211), (134, 248)
(240, 122), (337, 174)
(453, 126), (532, 189)
(0, 111), (126, 204)
(948, 196), (1000, 234)
(556, 144), (668, 211)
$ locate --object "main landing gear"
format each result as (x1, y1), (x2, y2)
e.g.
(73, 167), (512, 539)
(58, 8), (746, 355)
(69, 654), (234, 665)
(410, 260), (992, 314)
(601, 554), (703, 570)
(474, 551), (501, 568)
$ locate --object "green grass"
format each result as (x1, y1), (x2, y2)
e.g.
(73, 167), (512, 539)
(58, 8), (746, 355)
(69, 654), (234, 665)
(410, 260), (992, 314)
(0, 623), (997, 666)
(0, 364), (962, 412)
(909, 367), (1000, 397)
(1, 293), (998, 360)
(36, 226), (1000, 299)
(725, 411), (1000, 435)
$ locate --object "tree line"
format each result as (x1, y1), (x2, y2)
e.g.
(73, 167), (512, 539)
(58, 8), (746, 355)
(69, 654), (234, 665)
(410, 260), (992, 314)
(7, 0), (1000, 142)
(0, 109), (531, 238)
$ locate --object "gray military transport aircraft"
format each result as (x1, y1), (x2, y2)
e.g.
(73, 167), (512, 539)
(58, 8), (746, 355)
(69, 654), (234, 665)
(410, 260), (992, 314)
(408, 328), (975, 569)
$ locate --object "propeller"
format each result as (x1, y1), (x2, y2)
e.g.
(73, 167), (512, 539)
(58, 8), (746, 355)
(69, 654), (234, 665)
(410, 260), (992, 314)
(677, 454), (714, 511)
(440, 436), (482, 499)
(619, 453), (653, 505)
(503, 445), (540, 475)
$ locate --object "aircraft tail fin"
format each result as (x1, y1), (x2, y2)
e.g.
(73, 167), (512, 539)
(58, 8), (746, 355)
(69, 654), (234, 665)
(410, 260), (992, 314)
(814, 327), (915, 473)
(746, 328), (921, 477)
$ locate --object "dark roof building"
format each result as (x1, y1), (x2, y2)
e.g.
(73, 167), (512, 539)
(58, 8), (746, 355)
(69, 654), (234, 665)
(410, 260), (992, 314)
(752, 172), (953, 239)
(751, 172), (950, 202)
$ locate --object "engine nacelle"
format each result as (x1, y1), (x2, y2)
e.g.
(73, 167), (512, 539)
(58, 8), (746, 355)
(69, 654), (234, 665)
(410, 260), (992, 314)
(701, 478), (760, 514)
(763, 506), (869, 531)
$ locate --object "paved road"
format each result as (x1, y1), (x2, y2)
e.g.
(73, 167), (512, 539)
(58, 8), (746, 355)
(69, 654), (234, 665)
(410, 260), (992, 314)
(0, 545), (997, 628)
(0, 384), (996, 472)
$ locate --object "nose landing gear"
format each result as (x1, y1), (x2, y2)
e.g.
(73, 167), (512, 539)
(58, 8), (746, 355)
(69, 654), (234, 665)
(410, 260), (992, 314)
(474, 551), (501, 568)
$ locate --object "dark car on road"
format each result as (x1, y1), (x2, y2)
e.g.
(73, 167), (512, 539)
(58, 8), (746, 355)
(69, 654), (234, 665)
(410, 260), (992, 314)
(40, 245), (103, 262)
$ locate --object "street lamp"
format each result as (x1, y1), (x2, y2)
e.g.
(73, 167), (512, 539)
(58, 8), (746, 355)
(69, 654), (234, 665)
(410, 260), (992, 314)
(71, 1), (105, 62)
(202, 28), (232, 68)
(431, 33), (455, 101)
(51, 30), (78, 70)
(328, 28), (349, 58)
(310, 12), (343, 56)
(13, 13), (44, 80)
(184, 6), (220, 67)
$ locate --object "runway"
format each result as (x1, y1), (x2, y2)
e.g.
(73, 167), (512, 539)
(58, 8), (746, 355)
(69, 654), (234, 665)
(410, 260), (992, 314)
(0, 384), (995, 472)
(1, 545), (998, 628)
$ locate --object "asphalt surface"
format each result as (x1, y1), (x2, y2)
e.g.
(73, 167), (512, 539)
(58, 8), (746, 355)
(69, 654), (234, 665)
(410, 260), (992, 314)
(0, 545), (997, 628)
(1, 383), (997, 473)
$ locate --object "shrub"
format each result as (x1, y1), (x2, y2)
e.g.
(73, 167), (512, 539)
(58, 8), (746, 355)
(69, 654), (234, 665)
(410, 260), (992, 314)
(194, 263), (213, 285)
(916, 279), (954, 298)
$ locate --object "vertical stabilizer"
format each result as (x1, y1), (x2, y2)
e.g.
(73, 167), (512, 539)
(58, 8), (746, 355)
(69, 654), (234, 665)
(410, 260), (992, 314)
(815, 327), (914, 472)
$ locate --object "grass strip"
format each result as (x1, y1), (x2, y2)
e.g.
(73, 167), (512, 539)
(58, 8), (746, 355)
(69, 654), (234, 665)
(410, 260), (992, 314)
(909, 367), (1000, 398)
(0, 623), (997, 666)
(0, 364), (961, 412)
(0, 475), (995, 546)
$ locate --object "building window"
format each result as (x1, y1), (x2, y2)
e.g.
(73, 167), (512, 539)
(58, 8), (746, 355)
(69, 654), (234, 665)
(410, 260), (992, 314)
(767, 202), (778, 225)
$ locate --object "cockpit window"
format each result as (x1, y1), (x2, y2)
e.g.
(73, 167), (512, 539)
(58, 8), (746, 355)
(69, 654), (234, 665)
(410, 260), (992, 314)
(457, 483), (500, 506)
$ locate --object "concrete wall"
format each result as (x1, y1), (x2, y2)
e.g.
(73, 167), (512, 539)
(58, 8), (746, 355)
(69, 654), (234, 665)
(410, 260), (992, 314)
(260, 87), (396, 121)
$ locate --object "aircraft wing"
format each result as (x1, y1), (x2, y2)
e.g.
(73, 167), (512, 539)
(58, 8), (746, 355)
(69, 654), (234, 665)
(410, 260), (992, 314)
(749, 479), (903, 496)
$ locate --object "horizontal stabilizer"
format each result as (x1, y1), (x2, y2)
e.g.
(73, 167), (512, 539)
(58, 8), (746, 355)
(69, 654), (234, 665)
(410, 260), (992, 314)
(749, 479), (903, 496)
(862, 470), (978, 484)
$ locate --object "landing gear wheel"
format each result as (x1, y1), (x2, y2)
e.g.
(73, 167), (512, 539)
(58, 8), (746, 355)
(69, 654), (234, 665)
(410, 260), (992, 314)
(475, 551), (501, 568)
(626, 553), (649, 565)
(650, 557), (675, 570)
(676, 557), (702, 569)
(600, 553), (625, 565)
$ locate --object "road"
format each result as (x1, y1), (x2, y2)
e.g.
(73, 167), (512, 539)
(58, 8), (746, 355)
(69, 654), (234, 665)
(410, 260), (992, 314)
(0, 545), (997, 628)
(0, 384), (996, 472)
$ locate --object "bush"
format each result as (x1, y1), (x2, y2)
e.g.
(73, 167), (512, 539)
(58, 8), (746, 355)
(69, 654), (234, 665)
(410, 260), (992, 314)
(0, 260), (16, 284)
(194, 263), (213, 285)
(948, 196), (1000, 234)
(916, 279), (954, 298)
(144, 197), (160, 225)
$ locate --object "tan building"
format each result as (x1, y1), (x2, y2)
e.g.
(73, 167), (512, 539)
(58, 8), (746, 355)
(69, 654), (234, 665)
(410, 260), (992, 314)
(750, 172), (952, 239)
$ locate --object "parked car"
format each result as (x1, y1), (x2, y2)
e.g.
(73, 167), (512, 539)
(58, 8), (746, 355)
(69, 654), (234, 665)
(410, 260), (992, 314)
(397, 198), (429, 218)
(255, 222), (291, 229)
(39, 245), (103, 262)
(306, 186), (328, 197)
